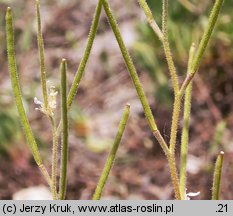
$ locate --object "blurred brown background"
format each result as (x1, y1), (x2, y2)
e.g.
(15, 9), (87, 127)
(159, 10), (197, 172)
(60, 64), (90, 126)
(0, 0), (233, 199)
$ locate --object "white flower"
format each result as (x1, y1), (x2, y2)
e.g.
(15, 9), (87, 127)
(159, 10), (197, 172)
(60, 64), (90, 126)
(48, 86), (58, 110)
(34, 84), (58, 117)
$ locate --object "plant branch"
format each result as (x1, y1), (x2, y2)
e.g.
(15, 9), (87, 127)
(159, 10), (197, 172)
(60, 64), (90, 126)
(180, 0), (224, 95)
(93, 104), (130, 200)
(57, 0), (102, 133)
(36, 0), (48, 109)
(179, 43), (195, 200)
(67, 0), (102, 109)
(162, 0), (179, 96)
(51, 116), (58, 200)
(6, 7), (52, 185)
(168, 156), (181, 200)
(101, 0), (158, 133)
(138, 0), (163, 40)
(59, 59), (69, 200)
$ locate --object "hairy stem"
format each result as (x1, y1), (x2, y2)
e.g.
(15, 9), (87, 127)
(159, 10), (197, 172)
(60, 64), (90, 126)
(180, 0), (224, 93)
(168, 95), (182, 200)
(93, 104), (130, 200)
(168, 155), (181, 200)
(36, 0), (48, 109)
(51, 117), (58, 200)
(57, 0), (102, 133)
(169, 96), (181, 155)
(67, 0), (102, 109)
(39, 164), (52, 189)
(6, 7), (52, 185)
(179, 43), (195, 200)
(59, 59), (69, 200)
(162, 0), (179, 96)
(212, 151), (224, 200)
(138, 0), (163, 40)
(101, 0), (158, 133)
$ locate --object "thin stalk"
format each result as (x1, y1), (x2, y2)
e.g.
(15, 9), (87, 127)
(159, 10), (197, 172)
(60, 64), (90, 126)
(169, 96), (181, 155)
(59, 59), (69, 200)
(162, 0), (179, 96)
(168, 96), (182, 200)
(6, 7), (52, 185)
(101, 0), (157, 133)
(138, 0), (163, 40)
(39, 164), (52, 189)
(51, 117), (58, 200)
(212, 151), (224, 200)
(153, 130), (170, 157)
(168, 155), (181, 200)
(57, 0), (102, 132)
(179, 43), (195, 200)
(180, 0), (224, 95)
(67, 0), (102, 109)
(93, 104), (130, 200)
(36, 0), (48, 109)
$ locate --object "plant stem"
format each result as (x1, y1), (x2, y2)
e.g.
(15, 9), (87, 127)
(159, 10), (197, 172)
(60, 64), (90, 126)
(36, 0), (48, 109)
(212, 151), (224, 200)
(179, 43), (195, 200)
(6, 7), (52, 185)
(153, 130), (170, 157)
(67, 0), (102, 109)
(57, 0), (102, 133)
(168, 155), (181, 200)
(138, 0), (163, 40)
(162, 0), (179, 96)
(101, 0), (157, 133)
(51, 116), (58, 200)
(168, 95), (182, 200)
(180, 0), (224, 94)
(93, 104), (130, 200)
(39, 164), (52, 189)
(169, 96), (181, 155)
(59, 59), (69, 200)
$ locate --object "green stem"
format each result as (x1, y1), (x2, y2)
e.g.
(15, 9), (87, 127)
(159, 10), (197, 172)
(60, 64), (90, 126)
(57, 0), (102, 133)
(212, 151), (224, 200)
(169, 96), (181, 155)
(180, 0), (224, 93)
(168, 95), (181, 200)
(138, 0), (163, 40)
(39, 164), (52, 190)
(6, 7), (51, 182)
(59, 59), (69, 200)
(179, 43), (195, 200)
(67, 0), (102, 109)
(162, 0), (179, 96)
(93, 104), (130, 200)
(168, 155), (181, 200)
(101, 0), (158, 133)
(36, 0), (48, 109)
(51, 116), (58, 200)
